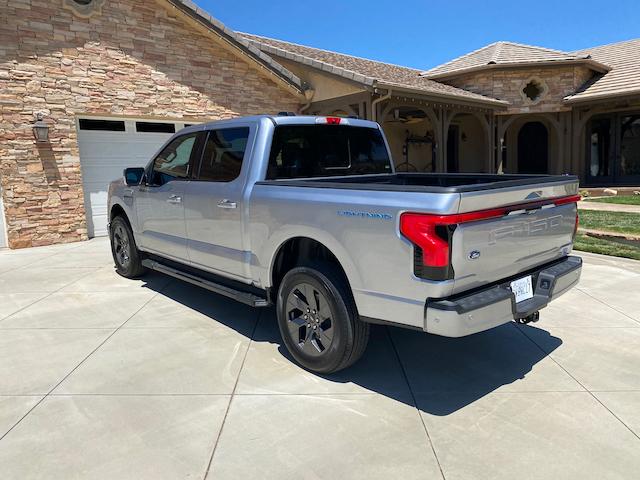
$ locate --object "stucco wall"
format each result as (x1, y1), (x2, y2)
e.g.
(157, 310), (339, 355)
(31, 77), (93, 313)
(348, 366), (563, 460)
(275, 58), (365, 103)
(0, 0), (300, 248)
(455, 115), (487, 172)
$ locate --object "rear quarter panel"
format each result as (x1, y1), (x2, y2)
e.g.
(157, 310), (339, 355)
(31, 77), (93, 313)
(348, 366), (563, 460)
(248, 184), (460, 328)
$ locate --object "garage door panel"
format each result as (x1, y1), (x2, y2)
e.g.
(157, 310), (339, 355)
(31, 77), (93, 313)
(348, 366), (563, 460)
(77, 120), (175, 237)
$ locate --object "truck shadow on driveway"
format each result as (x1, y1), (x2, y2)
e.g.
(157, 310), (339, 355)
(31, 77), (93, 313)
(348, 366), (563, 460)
(156, 281), (562, 416)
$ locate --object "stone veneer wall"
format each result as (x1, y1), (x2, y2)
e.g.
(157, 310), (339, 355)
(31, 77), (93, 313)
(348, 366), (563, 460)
(0, 0), (299, 248)
(442, 65), (595, 114)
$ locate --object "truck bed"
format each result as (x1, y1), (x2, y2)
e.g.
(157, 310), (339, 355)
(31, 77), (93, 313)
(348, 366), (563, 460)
(256, 172), (578, 193)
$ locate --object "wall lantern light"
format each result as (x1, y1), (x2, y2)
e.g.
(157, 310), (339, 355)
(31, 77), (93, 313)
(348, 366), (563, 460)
(32, 112), (50, 143)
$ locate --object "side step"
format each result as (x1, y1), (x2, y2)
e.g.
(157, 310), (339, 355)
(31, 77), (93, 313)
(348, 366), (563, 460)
(142, 259), (270, 307)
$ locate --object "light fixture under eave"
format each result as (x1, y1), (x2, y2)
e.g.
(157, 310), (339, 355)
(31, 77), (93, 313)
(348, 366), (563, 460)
(32, 112), (49, 142)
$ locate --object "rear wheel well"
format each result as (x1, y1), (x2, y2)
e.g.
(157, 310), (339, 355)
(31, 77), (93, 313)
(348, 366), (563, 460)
(271, 237), (351, 297)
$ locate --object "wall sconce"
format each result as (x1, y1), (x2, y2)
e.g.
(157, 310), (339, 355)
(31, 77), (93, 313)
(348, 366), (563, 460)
(32, 112), (50, 142)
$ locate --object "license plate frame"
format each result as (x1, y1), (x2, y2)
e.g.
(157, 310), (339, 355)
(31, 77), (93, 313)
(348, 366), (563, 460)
(510, 275), (534, 303)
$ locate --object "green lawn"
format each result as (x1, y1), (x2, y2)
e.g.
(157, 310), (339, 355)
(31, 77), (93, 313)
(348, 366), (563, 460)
(588, 195), (640, 205)
(573, 209), (640, 260)
(577, 209), (640, 235)
(574, 234), (640, 261)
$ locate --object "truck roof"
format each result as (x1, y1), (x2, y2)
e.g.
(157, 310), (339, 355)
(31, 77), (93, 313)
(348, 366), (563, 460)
(179, 115), (380, 134)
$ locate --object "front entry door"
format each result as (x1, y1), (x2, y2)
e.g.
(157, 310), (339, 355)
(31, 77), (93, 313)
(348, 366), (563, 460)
(135, 132), (199, 262)
(185, 126), (252, 280)
(518, 122), (548, 174)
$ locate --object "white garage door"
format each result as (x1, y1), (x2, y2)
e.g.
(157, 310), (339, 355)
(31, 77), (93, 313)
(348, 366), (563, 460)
(77, 117), (195, 237)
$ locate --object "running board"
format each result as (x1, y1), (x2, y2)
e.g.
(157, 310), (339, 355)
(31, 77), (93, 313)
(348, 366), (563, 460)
(142, 259), (269, 307)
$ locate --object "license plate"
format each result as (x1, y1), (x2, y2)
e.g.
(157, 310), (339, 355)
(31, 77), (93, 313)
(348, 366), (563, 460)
(510, 275), (534, 303)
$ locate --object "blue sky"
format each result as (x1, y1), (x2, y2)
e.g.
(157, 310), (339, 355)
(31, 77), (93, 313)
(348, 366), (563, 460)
(196, 0), (639, 70)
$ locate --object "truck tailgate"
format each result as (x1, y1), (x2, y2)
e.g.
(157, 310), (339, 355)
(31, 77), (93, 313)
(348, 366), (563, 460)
(450, 180), (579, 294)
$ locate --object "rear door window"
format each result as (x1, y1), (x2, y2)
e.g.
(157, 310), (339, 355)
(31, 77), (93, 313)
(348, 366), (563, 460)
(267, 125), (392, 179)
(196, 127), (250, 182)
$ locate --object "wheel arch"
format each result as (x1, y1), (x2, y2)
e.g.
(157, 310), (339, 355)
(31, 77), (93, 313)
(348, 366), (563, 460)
(110, 203), (128, 222)
(269, 236), (356, 300)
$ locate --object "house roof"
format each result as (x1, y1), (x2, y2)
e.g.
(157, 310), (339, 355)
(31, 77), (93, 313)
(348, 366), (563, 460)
(238, 33), (508, 107)
(420, 41), (610, 79)
(165, 0), (304, 94)
(565, 38), (640, 103)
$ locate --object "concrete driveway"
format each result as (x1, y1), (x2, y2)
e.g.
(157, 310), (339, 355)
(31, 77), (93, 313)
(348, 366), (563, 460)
(1, 238), (640, 480)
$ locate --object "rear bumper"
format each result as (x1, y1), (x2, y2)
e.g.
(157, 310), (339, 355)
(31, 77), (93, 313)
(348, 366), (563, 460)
(425, 255), (582, 337)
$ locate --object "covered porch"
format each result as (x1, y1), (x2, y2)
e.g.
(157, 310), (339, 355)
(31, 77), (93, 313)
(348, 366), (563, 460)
(307, 91), (640, 186)
(308, 90), (496, 174)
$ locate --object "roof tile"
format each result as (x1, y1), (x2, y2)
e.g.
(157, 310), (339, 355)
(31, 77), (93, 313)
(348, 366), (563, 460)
(239, 33), (507, 106)
(421, 41), (598, 79)
(566, 39), (640, 102)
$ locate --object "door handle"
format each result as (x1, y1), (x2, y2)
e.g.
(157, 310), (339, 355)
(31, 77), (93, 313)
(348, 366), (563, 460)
(217, 199), (237, 209)
(167, 194), (182, 204)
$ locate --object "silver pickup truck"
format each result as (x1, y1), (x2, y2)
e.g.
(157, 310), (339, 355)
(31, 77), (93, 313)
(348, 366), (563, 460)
(108, 114), (581, 373)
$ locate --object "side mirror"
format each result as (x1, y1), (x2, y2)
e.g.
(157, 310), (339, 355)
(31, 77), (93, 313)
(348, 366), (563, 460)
(123, 167), (145, 186)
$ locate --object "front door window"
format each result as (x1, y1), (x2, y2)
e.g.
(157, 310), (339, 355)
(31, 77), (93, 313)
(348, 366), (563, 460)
(149, 133), (197, 186)
(589, 117), (612, 178)
(620, 115), (640, 177)
(587, 113), (640, 185)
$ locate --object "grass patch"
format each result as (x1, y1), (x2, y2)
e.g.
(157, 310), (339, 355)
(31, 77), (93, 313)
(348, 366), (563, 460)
(577, 209), (640, 235)
(574, 234), (640, 261)
(588, 196), (640, 205)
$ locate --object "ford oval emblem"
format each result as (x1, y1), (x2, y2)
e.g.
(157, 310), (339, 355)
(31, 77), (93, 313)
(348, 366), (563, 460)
(468, 250), (481, 260)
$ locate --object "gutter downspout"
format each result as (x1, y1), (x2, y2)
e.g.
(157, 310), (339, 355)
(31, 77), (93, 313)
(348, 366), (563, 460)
(298, 85), (315, 114)
(371, 88), (392, 123)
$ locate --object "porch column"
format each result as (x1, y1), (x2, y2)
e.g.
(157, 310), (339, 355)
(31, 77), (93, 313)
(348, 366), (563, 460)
(440, 108), (457, 173)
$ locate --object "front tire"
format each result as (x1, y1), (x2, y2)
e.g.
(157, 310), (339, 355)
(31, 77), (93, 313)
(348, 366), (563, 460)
(109, 215), (146, 278)
(276, 263), (369, 374)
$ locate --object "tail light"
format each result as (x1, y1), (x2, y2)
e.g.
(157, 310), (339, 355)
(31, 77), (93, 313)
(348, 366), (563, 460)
(400, 209), (506, 280)
(315, 116), (349, 125)
(553, 194), (581, 241)
(400, 194), (581, 280)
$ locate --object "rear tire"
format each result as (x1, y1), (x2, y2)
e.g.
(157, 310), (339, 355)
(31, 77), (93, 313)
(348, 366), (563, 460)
(109, 215), (146, 278)
(276, 262), (369, 374)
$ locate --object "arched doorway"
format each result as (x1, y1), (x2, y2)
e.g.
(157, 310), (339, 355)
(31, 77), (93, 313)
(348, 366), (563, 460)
(518, 122), (548, 174)
(447, 113), (490, 173)
(381, 107), (435, 172)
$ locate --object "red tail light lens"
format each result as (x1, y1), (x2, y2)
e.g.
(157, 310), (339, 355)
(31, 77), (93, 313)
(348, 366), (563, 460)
(325, 117), (342, 125)
(399, 214), (451, 267)
(554, 194), (581, 206)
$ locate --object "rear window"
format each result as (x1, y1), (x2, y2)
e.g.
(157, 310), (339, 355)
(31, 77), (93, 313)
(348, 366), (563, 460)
(267, 125), (392, 179)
